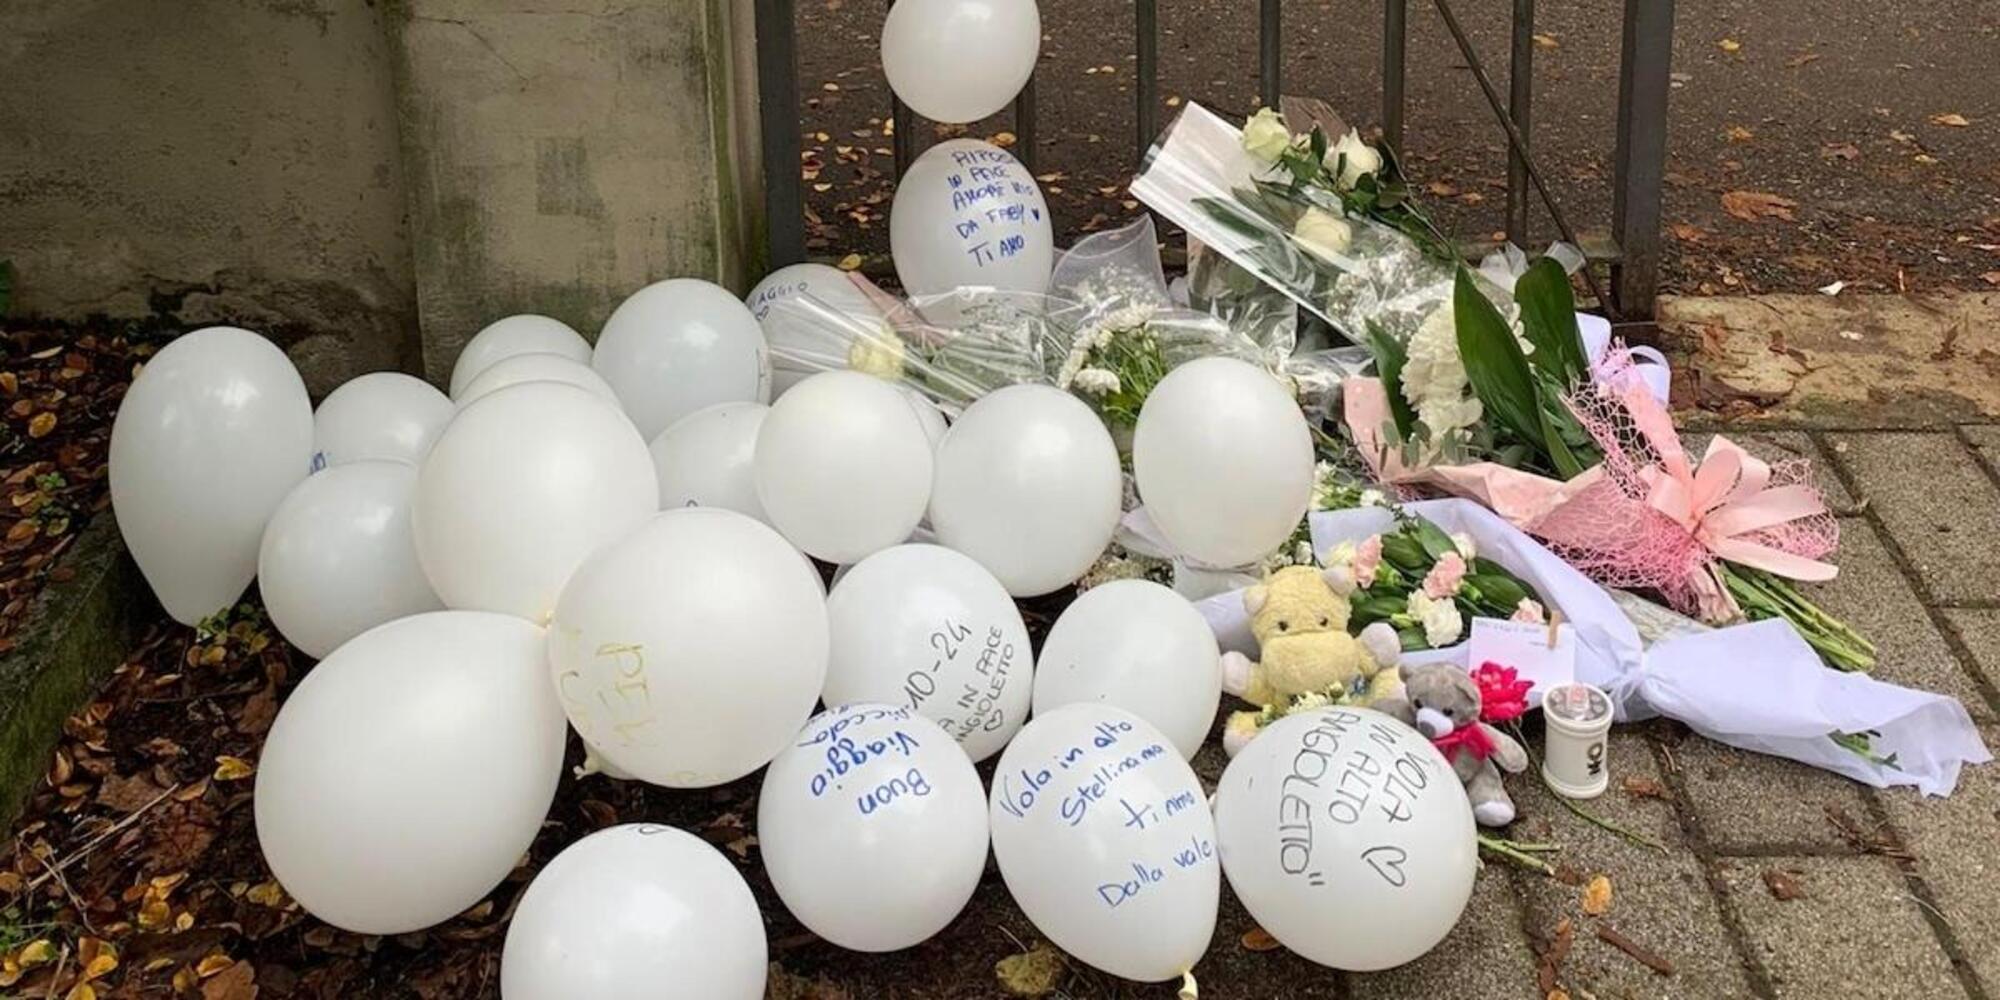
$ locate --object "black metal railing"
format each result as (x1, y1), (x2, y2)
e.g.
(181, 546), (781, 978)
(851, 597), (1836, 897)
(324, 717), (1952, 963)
(755, 0), (1676, 319)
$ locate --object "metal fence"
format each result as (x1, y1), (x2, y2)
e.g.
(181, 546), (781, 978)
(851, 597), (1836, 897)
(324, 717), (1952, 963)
(754, 0), (1676, 319)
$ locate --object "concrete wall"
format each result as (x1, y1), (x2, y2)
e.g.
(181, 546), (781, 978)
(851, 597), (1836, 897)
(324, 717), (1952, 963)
(0, 0), (421, 394)
(0, 0), (763, 391)
(392, 0), (763, 383)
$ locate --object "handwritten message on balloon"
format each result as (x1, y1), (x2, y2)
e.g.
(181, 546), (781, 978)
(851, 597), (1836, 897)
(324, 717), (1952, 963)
(792, 704), (936, 818)
(987, 706), (1220, 981)
(1273, 708), (1449, 890)
(891, 139), (1054, 302)
(901, 618), (1018, 743)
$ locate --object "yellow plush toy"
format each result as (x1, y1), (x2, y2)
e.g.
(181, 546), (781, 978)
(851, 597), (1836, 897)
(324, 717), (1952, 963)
(1219, 564), (1405, 756)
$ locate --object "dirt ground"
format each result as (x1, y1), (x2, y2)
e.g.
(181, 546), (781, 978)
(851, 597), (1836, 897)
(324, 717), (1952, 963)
(795, 0), (2000, 296)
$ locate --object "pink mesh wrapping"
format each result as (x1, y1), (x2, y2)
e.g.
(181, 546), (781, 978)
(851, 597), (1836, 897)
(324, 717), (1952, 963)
(1529, 348), (1839, 621)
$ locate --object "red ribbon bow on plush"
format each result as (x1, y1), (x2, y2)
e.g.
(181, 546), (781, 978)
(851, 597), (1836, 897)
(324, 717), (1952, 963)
(1430, 663), (1531, 763)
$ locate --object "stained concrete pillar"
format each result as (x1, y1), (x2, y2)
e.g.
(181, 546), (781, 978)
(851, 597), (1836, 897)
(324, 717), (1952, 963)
(390, 0), (768, 383)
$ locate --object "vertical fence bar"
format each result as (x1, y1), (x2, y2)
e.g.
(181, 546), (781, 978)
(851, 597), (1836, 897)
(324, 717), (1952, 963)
(1505, 0), (1534, 245)
(755, 0), (805, 266)
(888, 0), (915, 178)
(1136, 0), (1159, 163)
(1259, 0), (1282, 107)
(1611, 0), (1674, 317)
(1014, 76), (1039, 173)
(1382, 0), (1407, 152)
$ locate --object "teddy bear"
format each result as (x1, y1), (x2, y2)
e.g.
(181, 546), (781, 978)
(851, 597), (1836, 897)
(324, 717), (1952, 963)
(1219, 564), (1405, 756)
(1400, 661), (1531, 827)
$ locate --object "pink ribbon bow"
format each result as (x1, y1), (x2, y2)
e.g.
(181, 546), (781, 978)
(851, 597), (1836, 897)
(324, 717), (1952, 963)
(1430, 723), (1498, 763)
(1622, 382), (1837, 584)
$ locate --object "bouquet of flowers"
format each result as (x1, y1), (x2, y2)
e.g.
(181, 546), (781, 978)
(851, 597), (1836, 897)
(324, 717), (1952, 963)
(1325, 509), (1549, 653)
(1343, 265), (1877, 671)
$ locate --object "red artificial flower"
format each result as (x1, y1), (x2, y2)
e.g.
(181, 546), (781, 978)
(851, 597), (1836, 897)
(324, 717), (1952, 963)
(1470, 661), (1533, 723)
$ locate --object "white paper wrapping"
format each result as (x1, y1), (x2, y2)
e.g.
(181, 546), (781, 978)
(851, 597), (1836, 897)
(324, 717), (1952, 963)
(1195, 498), (1991, 796)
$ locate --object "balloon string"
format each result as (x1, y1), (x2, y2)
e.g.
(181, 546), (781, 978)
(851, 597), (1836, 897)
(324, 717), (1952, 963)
(1178, 969), (1198, 1000)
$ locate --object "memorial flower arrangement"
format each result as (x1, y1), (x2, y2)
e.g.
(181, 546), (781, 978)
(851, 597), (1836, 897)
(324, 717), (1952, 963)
(1327, 509), (1548, 652)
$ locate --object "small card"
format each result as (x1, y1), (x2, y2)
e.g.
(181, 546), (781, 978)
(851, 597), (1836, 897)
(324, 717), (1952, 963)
(1465, 617), (1577, 704)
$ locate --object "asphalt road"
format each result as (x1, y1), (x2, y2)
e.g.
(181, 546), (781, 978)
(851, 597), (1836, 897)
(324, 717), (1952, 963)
(792, 0), (2000, 296)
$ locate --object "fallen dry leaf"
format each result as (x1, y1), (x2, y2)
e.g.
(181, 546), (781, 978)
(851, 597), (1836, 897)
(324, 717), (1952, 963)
(1533, 33), (1559, 48)
(1724, 125), (1754, 142)
(835, 253), (862, 271)
(1981, 271), (2000, 286)
(1784, 52), (1820, 68)
(1821, 142), (1861, 160)
(27, 412), (56, 439)
(213, 756), (255, 782)
(1582, 874), (1613, 916)
(1762, 868), (1807, 900)
(1930, 113), (1971, 127)
(990, 131), (1017, 148)
(1240, 926), (1283, 952)
(1721, 190), (1797, 223)
(201, 958), (257, 1000)
(994, 943), (1065, 996)
(1717, 38), (1741, 53)
(1621, 776), (1669, 800)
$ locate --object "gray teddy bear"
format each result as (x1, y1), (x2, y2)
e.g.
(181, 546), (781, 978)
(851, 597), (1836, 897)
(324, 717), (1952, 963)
(1399, 662), (1529, 827)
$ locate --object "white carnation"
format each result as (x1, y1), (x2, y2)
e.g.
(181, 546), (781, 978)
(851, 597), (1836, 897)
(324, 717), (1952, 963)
(1072, 367), (1122, 395)
(1400, 302), (1482, 439)
(1406, 591), (1464, 648)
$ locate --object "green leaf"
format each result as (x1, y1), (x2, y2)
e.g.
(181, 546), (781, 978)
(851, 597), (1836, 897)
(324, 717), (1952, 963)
(1452, 268), (1544, 445)
(1514, 258), (1588, 382)
(1362, 322), (1416, 439)
(1308, 127), (1328, 165)
(1193, 197), (1270, 242)
(1411, 518), (1459, 561)
(1379, 534), (1430, 572)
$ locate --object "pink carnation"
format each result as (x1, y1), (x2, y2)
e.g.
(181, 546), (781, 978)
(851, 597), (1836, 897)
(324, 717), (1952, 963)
(1511, 598), (1547, 624)
(1353, 535), (1383, 588)
(1422, 551), (1466, 598)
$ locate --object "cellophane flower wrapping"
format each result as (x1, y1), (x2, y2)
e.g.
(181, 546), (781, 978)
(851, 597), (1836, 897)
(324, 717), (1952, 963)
(1129, 100), (1484, 347)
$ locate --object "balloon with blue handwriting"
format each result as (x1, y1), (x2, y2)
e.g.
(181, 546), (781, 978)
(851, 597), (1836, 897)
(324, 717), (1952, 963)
(593, 278), (772, 440)
(930, 384), (1122, 596)
(746, 263), (893, 397)
(256, 611), (567, 934)
(448, 314), (591, 399)
(989, 704), (1218, 983)
(1031, 580), (1221, 761)
(548, 507), (829, 787)
(1132, 356), (1313, 567)
(453, 352), (619, 409)
(110, 326), (314, 625)
(823, 544), (1030, 762)
(413, 382), (658, 622)
(311, 372), (452, 469)
(1213, 706), (1477, 971)
(881, 0), (1041, 124)
(649, 401), (770, 521)
(890, 139), (1053, 304)
(257, 460), (442, 659)
(754, 371), (935, 564)
(502, 824), (767, 1000)
(758, 704), (988, 951)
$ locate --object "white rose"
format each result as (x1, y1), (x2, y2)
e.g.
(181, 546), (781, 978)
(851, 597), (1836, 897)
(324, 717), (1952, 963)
(1241, 107), (1293, 164)
(1329, 128), (1384, 189)
(1291, 207), (1354, 265)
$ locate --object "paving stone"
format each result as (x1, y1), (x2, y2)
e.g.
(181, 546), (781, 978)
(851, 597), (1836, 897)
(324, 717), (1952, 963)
(1811, 517), (1993, 722)
(1669, 732), (1872, 854)
(1940, 609), (2000, 714)
(1686, 430), (1859, 514)
(1508, 730), (1754, 999)
(1826, 431), (2000, 604)
(1348, 868), (1539, 998)
(1720, 855), (1964, 999)
(1878, 723), (2000, 992)
(1959, 424), (2000, 470)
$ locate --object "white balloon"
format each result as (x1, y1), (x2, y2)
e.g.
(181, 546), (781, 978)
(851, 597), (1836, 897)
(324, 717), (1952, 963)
(593, 278), (771, 440)
(901, 385), (949, 452)
(747, 263), (892, 397)
(449, 314), (591, 399)
(109, 326), (312, 624)
(759, 704), (988, 951)
(1213, 707), (1477, 971)
(1031, 581), (1221, 760)
(989, 704), (1218, 982)
(890, 139), (1053, 301)
(414, 382), (658, 622)
(1132, 357), (1313, 567)
(649, 401), (769, 521)
(549, 508), (829, 787)
(257, 461), (443, 659)
(881, 0), (1041, 124)
(311, 371), (452, 469)
(754, 371), (934, 564)
(930, 385), (1121, 596)
(256, 611), (567, 934)
(502, 824), (767, 1000)
(455, 352), (619, 409)
(824, 544), (1030, 762)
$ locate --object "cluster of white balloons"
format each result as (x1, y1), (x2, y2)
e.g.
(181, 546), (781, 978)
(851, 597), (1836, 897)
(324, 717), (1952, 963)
(107, 270), (1470, 993)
